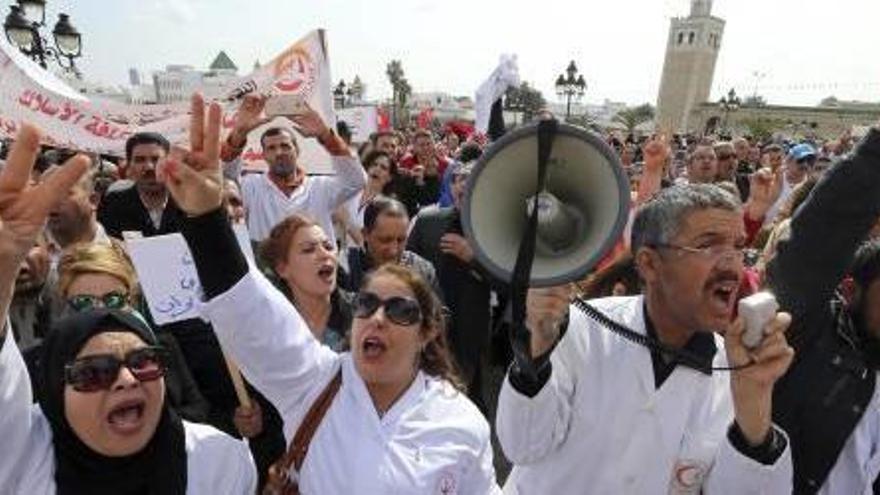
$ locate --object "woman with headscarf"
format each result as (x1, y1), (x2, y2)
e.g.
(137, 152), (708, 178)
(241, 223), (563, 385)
(0, 124), (256, 494)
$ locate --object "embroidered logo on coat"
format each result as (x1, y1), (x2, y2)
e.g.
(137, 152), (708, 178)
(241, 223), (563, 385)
(669, 460), (708, 494)
(436, 469), (458, 495)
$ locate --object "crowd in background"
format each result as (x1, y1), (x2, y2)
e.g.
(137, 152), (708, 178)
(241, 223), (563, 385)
(2, 91), (880, 493)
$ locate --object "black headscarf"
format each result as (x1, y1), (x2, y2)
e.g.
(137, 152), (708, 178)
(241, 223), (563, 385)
(38, 309), (187, 495)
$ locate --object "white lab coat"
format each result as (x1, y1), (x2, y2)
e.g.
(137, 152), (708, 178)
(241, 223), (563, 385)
(496, 296), (793, 494)
(199, 268), (501, 494)
(0, 331), (257, 495)
(225, 154), (367, 243)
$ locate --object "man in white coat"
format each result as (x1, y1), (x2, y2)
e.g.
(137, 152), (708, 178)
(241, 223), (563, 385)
(496, 184), (795, 493)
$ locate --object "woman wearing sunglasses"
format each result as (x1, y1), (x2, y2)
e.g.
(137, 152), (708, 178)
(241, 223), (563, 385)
(162, 95), (500, 493)
(50, 241), (210, 424)
(260, 214), (352, 351)
(0, 124), (257, 494)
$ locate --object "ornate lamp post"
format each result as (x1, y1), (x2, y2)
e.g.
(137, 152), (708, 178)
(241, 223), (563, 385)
(554, 60), (586, 120)
(719, 88), (741, 134)
(4, 0), (82, 77)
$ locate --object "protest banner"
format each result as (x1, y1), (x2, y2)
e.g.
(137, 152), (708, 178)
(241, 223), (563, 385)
(0, 29), (337, 173)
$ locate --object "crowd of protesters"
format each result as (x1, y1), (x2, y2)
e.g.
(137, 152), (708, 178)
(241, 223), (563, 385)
(0, 88), (879, 494)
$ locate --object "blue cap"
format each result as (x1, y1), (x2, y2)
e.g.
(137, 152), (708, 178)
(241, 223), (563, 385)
(788, 143), (817, 161)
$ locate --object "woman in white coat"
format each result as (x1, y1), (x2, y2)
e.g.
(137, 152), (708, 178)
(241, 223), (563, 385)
(0, 124), (256, 494)
(162, 94), (501, 494)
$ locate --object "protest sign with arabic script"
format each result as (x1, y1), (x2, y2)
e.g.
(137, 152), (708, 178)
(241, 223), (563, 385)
(0, 29), (337, 173)
(126, 226), (254, 325)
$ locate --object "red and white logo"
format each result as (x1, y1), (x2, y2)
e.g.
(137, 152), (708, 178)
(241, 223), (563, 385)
(272, 46), (317, 97)
(669, 460), (708, 494)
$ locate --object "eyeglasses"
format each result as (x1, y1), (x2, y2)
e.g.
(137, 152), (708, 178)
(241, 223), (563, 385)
(64, 346), (169, 393)
(652, 243), (746, 263)
(354, 291), (422, 326)
(67, 292), (131, 312)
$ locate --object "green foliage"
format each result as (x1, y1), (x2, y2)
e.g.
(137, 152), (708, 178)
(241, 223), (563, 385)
(612, 104), (655, 134)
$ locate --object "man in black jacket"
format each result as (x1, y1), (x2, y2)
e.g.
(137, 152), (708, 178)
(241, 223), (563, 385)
(98, 132), (185, 238)
(343, 195), (439, 295)
(407, 162), (494, 409)
(768, 124), (880, 493)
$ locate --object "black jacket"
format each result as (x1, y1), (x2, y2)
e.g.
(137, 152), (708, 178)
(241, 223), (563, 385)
(97, 185), (185, 239)
(406, 207), (492, 385)
(768, 129), (880, 493)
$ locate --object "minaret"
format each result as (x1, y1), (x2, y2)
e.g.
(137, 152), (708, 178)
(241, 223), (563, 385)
(655, 0), (725, 132)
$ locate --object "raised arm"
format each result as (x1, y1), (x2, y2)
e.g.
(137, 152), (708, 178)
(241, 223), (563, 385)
(767, 128), (880, 329)
(161, 94), (338, 429)
(0, 124), (88, 489)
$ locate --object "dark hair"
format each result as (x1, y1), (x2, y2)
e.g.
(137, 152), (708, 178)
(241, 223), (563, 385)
(457, 142), (483, 163)
(363, 196), (408, 231)
(336, 121), (352, 145)
(260, 214), (319, 268)
(362, 150), (396, 175)
(260, 127), (299, 151)
(362, 264), (464, 391)
(579, 254), (640, 299)
(125, 132), (170, 162)
(371, 131), (396, 145)
(851, 240), (880, 290)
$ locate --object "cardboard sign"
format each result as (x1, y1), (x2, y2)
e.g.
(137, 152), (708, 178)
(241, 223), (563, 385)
(126, 226), (253, 325)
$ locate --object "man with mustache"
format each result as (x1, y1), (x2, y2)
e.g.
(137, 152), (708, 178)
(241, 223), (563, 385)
(497, 184), (795, 493)
(97, 132), (185, 238)
(222, 95), (366, 246)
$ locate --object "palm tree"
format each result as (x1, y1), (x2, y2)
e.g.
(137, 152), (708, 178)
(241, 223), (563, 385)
(613, 104), (655, 135)
(386, 61), (411, 128)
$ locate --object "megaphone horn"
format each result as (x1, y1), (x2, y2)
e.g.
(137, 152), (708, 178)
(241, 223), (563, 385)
(462, 122), (631, 287)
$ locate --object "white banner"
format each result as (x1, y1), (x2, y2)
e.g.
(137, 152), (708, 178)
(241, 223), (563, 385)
(0, 29), (337, 174)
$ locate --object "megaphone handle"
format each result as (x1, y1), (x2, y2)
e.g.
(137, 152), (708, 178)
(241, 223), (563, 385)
(509, 119), (558, 379)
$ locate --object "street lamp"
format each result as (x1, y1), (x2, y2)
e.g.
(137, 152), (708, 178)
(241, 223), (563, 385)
(334, 77), (366, 109)
(333, 79), (347, 109)
(718, 88), (741, 134)
(555, 60), (586, 120)
(4, 0), (82, 77)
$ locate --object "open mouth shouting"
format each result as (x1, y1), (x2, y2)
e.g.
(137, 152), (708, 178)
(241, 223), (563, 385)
(106, 398), (147, 436)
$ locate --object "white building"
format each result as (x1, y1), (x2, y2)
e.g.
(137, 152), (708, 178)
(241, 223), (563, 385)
(152, 51), (240, 104)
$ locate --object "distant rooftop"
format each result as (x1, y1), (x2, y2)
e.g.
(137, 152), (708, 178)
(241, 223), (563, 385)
(209, 51), (237, 72)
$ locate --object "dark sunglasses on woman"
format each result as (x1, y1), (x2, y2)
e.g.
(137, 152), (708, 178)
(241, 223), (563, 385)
(354, 291), (422, 326)
(67, 291), (130, 312)
(64, 346), (169, 393)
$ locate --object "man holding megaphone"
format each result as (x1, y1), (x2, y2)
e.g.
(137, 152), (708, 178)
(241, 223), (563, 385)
(495, 183), (795, 493)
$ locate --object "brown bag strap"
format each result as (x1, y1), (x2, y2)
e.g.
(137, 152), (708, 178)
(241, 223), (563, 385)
(279, 369), (343, 474)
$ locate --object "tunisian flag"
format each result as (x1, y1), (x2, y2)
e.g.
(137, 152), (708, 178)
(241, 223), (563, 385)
(377, 107), (391, 131)
(416, 107), (434, 129)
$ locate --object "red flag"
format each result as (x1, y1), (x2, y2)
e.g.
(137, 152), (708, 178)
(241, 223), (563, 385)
(417, 107), (434, 129)
(377, 107), (391, 131)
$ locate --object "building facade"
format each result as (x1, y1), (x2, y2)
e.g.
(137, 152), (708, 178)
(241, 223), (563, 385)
(656, 0), (725, 133)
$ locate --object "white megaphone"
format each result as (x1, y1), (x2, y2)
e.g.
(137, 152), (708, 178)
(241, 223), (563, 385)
(462, 123), (631, 287)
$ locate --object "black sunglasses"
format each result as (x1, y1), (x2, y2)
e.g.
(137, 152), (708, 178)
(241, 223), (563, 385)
(354, 291), (422, 326)
(64, 346), (169, 393)
(67, 291), (130, 312)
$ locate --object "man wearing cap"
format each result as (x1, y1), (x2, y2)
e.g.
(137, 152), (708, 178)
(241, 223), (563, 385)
(407, 161), (495, 409)
(763, 143), (816, 225)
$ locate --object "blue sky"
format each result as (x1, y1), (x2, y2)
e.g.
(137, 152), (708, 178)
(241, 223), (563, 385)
(46, 0), (880, 106)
